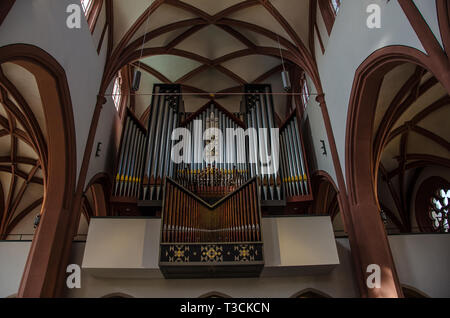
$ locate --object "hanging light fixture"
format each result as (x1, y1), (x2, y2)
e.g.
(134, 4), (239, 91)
(132, 2), (152, 92)
(132, 68), (142, 92)
(278, 36), (291, 92)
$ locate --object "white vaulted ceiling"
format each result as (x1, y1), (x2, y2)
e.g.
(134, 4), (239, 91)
(109, 0), (311, 118)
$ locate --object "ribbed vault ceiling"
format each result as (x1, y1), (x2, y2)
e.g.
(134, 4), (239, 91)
(374, 63), (450, 232)
(0, 63), (46, 239)
(109, 0), (311, 118)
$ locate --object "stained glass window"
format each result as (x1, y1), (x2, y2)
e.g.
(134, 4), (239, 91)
(112, 75), (122, 111)
(429, 188), (450, 232)
(301, 80), (310, 108)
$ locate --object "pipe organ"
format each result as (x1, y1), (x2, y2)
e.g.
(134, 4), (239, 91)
(111, 84), (312, 277)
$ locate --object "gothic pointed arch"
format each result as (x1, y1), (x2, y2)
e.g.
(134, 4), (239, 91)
(0, 43), (77, 297)
(311, 170), (341, 221)
(402, 285), (430, 298)
(346, 44), (450, 297)
(101, 292), (134, 298)
(291, 288), (332, 298)
(198, 291), (232, 298)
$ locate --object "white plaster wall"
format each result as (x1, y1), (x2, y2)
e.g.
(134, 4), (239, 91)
(314, 0), (440, 185)
(66, 238), (358, 298)
(64, 234), (450, 298)
(263, 216), (339, 268)
(2, 235), (449, 298)
(92, 3), (107, 54)
(82, 216), (339, 273)
(84, 96), (118, 188)
(315, 0), (329, 55)
(0, 0), (109, 181)
(413, 0), (443, 48)
(0, 242), (31, 298)
(302, 87), (337, 182)
(82, 218), (149, 270)
(389, 234), (450, 298)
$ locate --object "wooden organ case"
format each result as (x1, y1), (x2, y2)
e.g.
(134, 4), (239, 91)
(110, 84), (312, 278)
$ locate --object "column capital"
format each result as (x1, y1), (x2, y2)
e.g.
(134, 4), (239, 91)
(97, 94), (107, 107)
(315, 94), (326, 108)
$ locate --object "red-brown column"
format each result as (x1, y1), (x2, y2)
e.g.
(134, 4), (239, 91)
(18, 96), (106, 298)
(316, 95), (403, 298)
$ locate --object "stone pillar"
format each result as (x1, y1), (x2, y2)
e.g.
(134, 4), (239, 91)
(315, 94), (403, 298)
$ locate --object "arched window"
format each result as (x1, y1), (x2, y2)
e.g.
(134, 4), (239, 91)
(318, 0), (341, 35)
(112, 74), (123, 112)
(301, 77), (310, 108)
(80, 0), (103, 33)
(330, 0), (341, 14)
(80, 0), (93, 16)
(415, 176), (450, 233)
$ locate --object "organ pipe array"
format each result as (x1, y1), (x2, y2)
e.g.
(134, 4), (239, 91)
(243, 85), (282, 202)
(243, 84), (311, 203)
(279, 112), (311, 200)
(141, 84), (181, 201)
(176, 101), (248, 203)
(112, 83), (311, 218)
(114, 109), (147, 198)
(161, 177), (261, 243)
